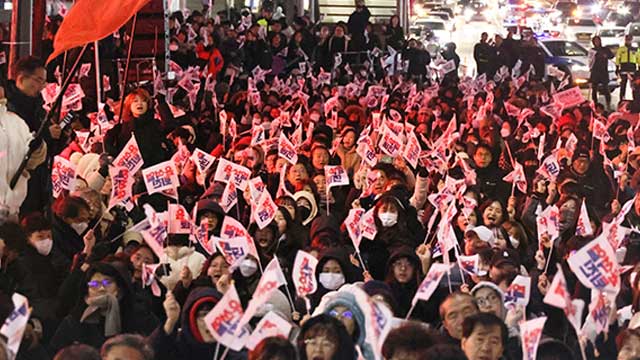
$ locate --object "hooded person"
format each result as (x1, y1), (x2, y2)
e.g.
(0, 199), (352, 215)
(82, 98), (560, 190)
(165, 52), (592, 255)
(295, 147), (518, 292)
(150, 286), (245, 360)
(334, 126), (361, 177)
(195, 197), (225, 238)
(470, 281), (506, 320)
(249, 221), (281, 267)
(361, 194), (418, 280)
(315, 288), (375, 360)
(384, 247), (421, 317)
(293, 190), (319, 227)
(309, 214), (341, 250)
(306, 247), (362, 311)
(297, 314), (356, 360)
(48, 261), (158, 355)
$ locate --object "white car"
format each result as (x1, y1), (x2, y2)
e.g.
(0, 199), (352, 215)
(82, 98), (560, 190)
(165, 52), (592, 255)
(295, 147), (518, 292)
(410, 17), (452, 44)
(564, 17), (598, 43)
(428, 10), (456, 31)
(596, 26), (626, 48)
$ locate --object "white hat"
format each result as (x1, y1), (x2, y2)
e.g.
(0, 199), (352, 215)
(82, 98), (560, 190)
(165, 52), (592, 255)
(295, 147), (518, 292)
(466, 226), (495, 243)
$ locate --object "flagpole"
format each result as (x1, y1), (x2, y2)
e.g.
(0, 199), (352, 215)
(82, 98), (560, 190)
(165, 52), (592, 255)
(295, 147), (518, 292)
(543, 244), (553, 274)
(219, 347), (230, 360)
(93, 40), (106, 153)
(117, 12), (139, 122)
(405, 301), (418, 320)
(213, 342), (220, 360)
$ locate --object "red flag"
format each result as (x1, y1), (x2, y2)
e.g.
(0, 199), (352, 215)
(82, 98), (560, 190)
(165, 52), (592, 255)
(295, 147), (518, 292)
(48, 0), (151, 63)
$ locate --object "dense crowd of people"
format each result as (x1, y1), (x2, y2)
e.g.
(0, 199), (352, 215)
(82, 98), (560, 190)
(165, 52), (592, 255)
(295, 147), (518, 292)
(2, 1), (640, 360)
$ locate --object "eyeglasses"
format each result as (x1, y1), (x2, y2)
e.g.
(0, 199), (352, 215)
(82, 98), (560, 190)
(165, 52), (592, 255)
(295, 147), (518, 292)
(304, 338), (334, 348)
(475, 294), (500, 307)
(393, 259), (413, 269)
(329, 309), (353, 320)
(87, 279), (114, 289)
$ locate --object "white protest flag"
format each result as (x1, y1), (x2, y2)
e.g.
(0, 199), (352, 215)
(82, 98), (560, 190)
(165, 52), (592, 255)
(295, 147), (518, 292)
(576, 199), (594, 237)
(351, 284), (394, 359)
(360, 208), (378, 240)
(220, 216), (260, 261)
(345, 208), (365, 248)
(220, 181), (238, 213)
(168, 204), (192, 234)
(553, 86), (585, 109)
(378, 126), (403, 157)
(254, 190), (278, 229)
(248, 177), (266, 203)
(141, 263), (162, 297)
(325, 165), (349, 189)
(215, 236), (255, 267)
(537, 152), (561, 181)
(171, 142), (191, 171)
(194, 224), (215, 255)
(191, 148), (216, 174)
(142, 160), (179, 195)
(504, 275), (531, 307)
(278, 132), (298, 165)
(403, 130), (422, 169)
(614, 195), (636, 225)
(214, 158), (252, 189)
(582, 291), (612, 339)
(412, 263), (451, 305)
(51, 155), (76, 198)
(502, 161), (527, 194)
(601, 221), (630, 250)
(593, 118), (608, 140)
(108, 166), (134, 210)
(75, 130), (92, 153)
(292, 250), (319, 298)
(204, 284), (250, 351)
(251, 124), (265, 146)
(246, 311), (293, 350)
(356, 135), (378, 167)
(568, 234), (621, 295)
(141, 222), (168, 259)
(543, 264), (584, 332)
(113, 134), (144, 173)
(520, 317), (547, 360)
(237, 258), (288, 330)
(221, 216), (251, 239)
(458, 254), (479, 275)
(0, 293), (31, 357)
(537, 205), (560, 241)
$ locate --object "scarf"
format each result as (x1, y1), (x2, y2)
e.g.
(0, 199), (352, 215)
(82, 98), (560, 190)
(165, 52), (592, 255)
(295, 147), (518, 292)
(81, 294), (121, 337)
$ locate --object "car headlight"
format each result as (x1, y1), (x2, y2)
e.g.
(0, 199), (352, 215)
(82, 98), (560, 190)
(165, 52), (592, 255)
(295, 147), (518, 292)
(571, 64), (589, 72)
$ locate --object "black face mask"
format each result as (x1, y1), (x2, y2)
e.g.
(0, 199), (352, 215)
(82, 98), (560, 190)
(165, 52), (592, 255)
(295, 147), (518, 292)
(297, 205), (311, 223)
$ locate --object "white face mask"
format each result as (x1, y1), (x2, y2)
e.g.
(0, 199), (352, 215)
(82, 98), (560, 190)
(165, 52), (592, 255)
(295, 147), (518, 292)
(508, 235), (520, 249)
(319, 272), (345, 290)
(378, 212), (398, 227)
(71, 222), (89, 235)
(169, 44), (179, 51)
(239, 258), (258, 277)
(33, 238), (53, 256)
(433, 109), (441, 118)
